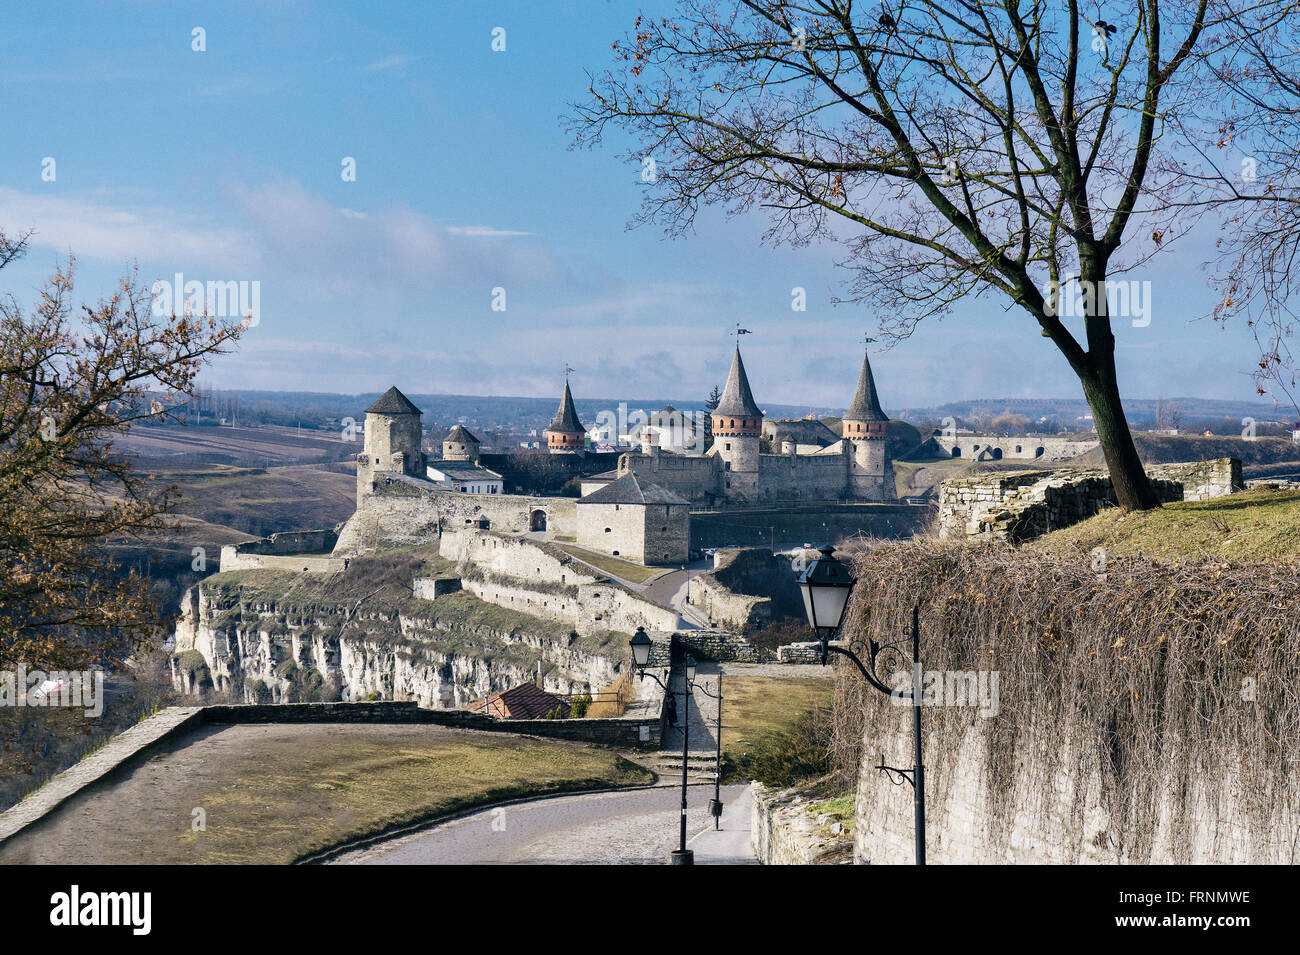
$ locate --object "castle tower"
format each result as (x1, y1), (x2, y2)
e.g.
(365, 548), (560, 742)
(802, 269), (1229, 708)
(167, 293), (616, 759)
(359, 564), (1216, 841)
(842, 350), (894, 500)
(357, 386), (427, 498)
(544, 379), (586, 454)
(442, 424), (480, 463)
(712, 345), (763, 501)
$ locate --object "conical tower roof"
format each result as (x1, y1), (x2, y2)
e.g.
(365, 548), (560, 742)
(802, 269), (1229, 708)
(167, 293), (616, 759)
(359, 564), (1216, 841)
(546, 379), (584, 434)
(446, 424), (480, 444)
(843, 350), (888, 423)
(365, 386), (422, 416)
(714, 346), (762, 418)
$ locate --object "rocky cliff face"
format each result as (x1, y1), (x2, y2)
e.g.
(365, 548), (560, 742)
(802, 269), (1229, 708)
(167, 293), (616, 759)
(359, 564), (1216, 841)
(171, 574), (627, 708)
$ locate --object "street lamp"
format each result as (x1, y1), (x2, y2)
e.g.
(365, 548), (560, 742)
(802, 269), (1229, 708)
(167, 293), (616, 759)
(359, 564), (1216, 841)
(629, 627), (700, 865)
(796, 545), (927, 865)
(693, 675), (724, 829)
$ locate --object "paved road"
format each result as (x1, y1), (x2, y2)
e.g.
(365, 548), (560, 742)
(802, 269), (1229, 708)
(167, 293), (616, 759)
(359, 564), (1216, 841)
(337, 783), (754, 865)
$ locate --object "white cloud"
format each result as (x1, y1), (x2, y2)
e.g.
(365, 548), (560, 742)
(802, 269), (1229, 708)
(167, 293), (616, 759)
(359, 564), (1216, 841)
(445, 225), (536, 237)
(362, 54), (418, 73)
(0, 187), (256, 269)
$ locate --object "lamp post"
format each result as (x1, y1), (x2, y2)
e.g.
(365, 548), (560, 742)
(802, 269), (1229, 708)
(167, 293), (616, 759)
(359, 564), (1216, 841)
(629, 628), (698, 864)
(693, 675), (724, 829)
(796, 545), (926, 866)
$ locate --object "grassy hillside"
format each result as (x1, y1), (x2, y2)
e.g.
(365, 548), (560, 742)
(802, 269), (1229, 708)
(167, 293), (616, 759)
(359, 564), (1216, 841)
(1035, 487), (1300, 562)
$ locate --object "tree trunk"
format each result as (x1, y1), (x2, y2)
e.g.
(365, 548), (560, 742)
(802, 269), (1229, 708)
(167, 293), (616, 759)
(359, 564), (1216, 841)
(1081, 367), (1160, 511)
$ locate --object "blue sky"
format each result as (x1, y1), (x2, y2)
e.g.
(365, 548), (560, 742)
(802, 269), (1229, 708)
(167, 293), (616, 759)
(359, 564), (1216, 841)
(0, 0), (1274, 412)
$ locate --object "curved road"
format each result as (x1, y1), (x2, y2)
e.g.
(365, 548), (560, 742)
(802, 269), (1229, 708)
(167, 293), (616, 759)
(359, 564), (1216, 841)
(336, 783), (754, 865)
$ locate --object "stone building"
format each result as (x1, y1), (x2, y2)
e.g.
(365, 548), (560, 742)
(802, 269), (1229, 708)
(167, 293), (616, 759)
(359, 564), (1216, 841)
(426, 461), (504, 494)
(576, 472), (690, 565)
(617, 344), (896, 504)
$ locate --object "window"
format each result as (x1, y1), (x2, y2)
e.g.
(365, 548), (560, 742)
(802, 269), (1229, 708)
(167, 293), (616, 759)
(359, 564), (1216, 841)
(605, 527), (611, 533)
(725, 442), (731, 451)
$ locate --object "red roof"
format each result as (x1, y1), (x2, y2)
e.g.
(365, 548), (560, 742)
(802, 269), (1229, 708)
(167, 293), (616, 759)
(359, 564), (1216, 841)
(467, 682), (569, 720)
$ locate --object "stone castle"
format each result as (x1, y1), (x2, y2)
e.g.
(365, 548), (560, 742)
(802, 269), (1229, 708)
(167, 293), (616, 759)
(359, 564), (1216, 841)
(616, 345), (895, 504)
(334, 341), (897, 563)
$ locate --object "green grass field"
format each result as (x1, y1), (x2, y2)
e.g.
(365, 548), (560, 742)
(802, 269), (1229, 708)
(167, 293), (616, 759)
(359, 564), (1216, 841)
(558, 544), (672, 583)
(720, 674), (833, 770)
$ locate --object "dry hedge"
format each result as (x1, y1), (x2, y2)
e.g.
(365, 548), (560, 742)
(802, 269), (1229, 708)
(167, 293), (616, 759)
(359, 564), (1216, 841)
(833, 539), (1300, 861)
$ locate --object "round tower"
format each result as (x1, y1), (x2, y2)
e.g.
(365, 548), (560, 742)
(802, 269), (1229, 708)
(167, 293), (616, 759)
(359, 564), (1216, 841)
(442, 424), (481, 463)
(712, 345), (763, 501)
(544, 379), (586, 454)
(842, 350), (893, 500)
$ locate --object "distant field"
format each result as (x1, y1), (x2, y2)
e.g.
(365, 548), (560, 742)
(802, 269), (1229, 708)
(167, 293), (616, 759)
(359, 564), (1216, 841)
(1069, 433), (1300, 469)
(117, 423), (357, 468)
(99, 426), (363, 606)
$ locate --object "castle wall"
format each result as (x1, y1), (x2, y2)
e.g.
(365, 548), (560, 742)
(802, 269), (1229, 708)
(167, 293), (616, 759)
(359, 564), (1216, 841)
(642, 502), (690, 565)
(334, 480), (576, 556)
(755, 448), (850, 502)
(441, 530), (680, 636)
(618, 451), (720, 502)
(931, 435), (1099, 463)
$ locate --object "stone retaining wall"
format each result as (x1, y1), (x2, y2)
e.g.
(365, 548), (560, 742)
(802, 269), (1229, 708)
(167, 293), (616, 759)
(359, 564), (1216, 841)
(776, 641), (824, 664)
(674, 630), (768, 663)
(751, 782), (852, 864)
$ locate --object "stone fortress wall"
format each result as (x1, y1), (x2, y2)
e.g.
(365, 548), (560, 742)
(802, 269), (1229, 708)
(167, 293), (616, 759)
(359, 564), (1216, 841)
(438, 529), (681, 637)
(219, 529), (346, 573)
(929, 434), (1100, 463)
(333, 477), (577, 557)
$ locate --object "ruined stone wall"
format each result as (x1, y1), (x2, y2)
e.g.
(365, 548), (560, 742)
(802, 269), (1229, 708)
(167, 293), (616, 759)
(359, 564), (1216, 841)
(674, 629), (767, 662)
(1148, 457), (1243, 501)
(218, 549), (345, 574)
(574, 584), (679, 637)
(219, 528), (345, 573)
(752, 783), (853, 865)
(936, 460), (1241, 542)
(442, 530), (679, 637)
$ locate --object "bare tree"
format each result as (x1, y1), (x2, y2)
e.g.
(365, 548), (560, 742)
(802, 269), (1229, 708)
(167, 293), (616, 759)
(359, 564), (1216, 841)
(569, 0), (1245, 509)
(1178, 2), (1300, 414)
(1, 229), (245, 671)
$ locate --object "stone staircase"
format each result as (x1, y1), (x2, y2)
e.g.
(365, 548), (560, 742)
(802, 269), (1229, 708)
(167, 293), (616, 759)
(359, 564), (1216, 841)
(644, 662), (722, 784)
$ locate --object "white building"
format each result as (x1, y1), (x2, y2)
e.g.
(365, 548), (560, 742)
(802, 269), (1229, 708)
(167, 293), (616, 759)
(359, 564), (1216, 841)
(426, 462), (504, 495)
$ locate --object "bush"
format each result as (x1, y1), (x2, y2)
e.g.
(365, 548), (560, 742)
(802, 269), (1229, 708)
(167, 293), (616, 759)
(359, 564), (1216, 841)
(568, 692), (593, 718)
